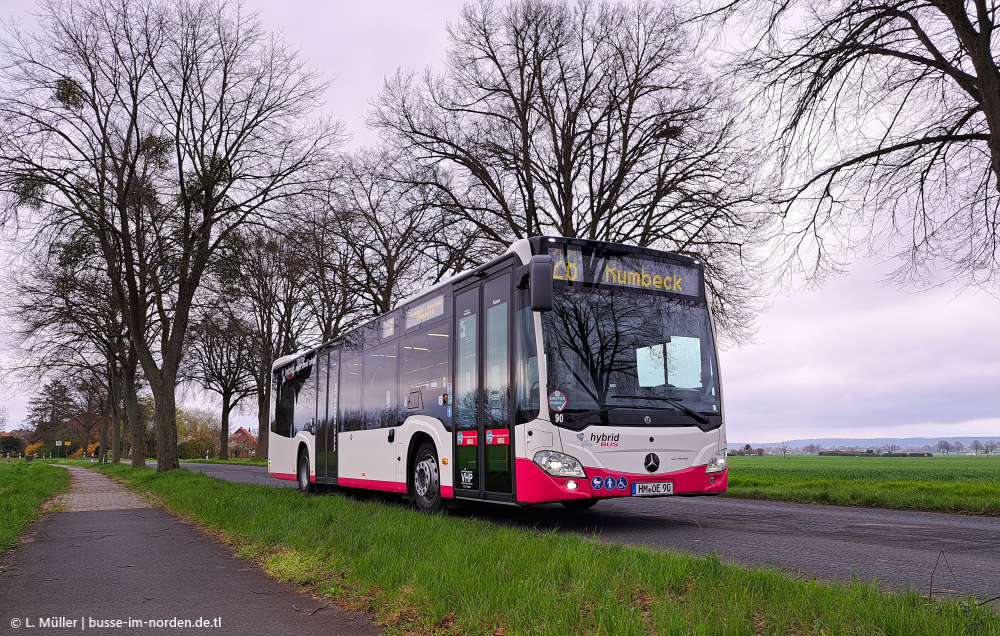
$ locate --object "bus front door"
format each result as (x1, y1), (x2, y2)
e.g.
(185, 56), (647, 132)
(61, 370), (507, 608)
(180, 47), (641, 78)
(453, 268), (515, 502)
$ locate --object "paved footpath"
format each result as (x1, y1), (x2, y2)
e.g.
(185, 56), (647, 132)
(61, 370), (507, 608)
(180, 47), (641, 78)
(0, 466), (380, 636)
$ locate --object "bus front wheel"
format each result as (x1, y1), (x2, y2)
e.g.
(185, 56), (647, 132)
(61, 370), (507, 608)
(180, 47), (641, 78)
(412, 442), (443, 512)
(297, 450), (313, 494)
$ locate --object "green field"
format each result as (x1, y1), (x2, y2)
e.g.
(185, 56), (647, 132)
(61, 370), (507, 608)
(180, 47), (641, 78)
(62, 461), (997, 636)
(0, 460), (71, 551)
(725, 455), (1000, 514)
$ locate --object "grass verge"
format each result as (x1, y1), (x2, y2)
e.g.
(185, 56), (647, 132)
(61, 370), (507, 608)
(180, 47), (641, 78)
(65, 460), (998, 635)
(725, 456), (1000, 514)
(0, 459), (71, 552)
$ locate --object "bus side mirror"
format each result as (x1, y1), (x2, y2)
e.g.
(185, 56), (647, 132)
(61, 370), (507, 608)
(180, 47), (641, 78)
(526, 255), (553, 312)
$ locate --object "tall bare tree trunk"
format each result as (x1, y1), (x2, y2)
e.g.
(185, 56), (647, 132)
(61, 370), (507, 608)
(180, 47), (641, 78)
(255, 361), (270, 460)
(151, 369), (180, 471)
(98, 393), (110, 463)
(125, 352), (145, 468)
(220, 392), (232, 460)
(112, 414), (122, 463)
(110, 372), (122, 463)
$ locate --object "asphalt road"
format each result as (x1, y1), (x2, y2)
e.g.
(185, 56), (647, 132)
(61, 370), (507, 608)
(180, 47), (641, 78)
(175, 462), (1000, 604)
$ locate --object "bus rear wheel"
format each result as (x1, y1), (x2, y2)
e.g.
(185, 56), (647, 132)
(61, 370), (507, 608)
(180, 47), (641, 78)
(412, 442), (443, 512)
(561, 499), (598, 510)
(297, 450), (313, 494)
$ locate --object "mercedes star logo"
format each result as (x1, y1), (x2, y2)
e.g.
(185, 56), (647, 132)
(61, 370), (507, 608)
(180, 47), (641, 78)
(644, 453), (659, 473)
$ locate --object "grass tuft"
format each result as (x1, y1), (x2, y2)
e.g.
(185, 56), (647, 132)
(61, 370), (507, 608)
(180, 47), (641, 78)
(0, 459), (71, 551)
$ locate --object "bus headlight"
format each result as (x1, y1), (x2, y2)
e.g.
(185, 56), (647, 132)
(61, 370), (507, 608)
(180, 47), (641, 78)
(534, 450), (586, 477)
(705, 450), (727, 474)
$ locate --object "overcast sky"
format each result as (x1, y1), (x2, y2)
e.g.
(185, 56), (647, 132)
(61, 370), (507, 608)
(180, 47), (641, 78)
(0, 0), (997, 444)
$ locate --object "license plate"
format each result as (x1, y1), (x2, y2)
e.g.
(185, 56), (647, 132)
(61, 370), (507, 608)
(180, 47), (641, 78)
(631, 481), (674, 496)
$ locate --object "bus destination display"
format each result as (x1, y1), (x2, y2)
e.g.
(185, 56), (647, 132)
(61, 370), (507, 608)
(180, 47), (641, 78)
(550, 246), (700, 297)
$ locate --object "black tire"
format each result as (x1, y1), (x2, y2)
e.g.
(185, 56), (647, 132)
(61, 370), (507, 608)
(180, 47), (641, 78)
(297, 449), (313, 493)
(561, 498), (598, 510)
(411, 442), (443, 512)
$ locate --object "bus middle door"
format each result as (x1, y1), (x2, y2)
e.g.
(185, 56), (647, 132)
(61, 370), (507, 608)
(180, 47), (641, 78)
(316, 349), (339, 484)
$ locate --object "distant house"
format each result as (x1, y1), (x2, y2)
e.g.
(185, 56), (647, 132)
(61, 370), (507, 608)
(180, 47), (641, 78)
(228, 427), (257, 458)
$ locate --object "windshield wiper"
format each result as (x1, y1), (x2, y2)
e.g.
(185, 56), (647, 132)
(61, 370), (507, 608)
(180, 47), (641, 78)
(610, 395), (712, 425)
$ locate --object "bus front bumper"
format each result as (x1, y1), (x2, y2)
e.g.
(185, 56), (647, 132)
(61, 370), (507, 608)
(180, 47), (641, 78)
(515, 458), (728, 504)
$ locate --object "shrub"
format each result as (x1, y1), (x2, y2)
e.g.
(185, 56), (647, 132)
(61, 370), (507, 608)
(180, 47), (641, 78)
(178, 439), (215, 459)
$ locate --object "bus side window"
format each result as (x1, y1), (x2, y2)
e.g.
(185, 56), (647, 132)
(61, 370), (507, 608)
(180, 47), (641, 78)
(363, 340), (400, 429)
(399, 324), (452, 428)
(272, 374), (294, 437)
(340, 350), (364, 432)
(292, 363), (315, 435)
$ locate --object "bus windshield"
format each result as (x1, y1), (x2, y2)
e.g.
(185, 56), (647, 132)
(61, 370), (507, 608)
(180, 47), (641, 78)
(541, 285), (721, 426)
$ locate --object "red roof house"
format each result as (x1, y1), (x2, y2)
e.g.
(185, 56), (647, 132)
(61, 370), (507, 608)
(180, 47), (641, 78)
(227, 427), (258, 458)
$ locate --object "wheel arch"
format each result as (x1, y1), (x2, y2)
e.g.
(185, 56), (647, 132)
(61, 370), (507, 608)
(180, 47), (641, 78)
(406, 431), (436, 494)
(398, 414), (451, 494)
(292, 432), (316, 477)
(296, 441), (312, 483)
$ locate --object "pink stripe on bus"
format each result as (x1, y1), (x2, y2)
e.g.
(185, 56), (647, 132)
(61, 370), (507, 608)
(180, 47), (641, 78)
(269, 472), (316, 483)
(338, 477), (407, 493)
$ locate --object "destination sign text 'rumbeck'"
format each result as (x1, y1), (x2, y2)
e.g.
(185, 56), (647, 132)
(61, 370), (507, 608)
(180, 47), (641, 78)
(550, 246), (700, 297)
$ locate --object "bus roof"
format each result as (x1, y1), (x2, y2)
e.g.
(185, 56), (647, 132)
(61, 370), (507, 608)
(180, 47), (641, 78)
(271, 237), (701, 374)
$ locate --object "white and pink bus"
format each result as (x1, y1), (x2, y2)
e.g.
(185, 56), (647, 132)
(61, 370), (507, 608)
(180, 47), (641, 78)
(268, 237), (727, 510)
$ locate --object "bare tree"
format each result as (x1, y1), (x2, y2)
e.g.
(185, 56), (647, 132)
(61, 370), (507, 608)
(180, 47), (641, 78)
(985, 440), (998, 457)
(329, 149), (444, 316)
(971, 439), (983, 455)
(936, 440), (952, 455)
(181, 313), (256, 460)
(0, 0), (339, 470)
(953, 440), (965, 455)
(776, 440), (791, 458)
(289, 204), (364, 343)
(718, 0), (1000, 286)
(3, 243), (142, 464)
(885, 442), (900, 457)
(216, 228), (313, 460)
(374, 0), (772, 341)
